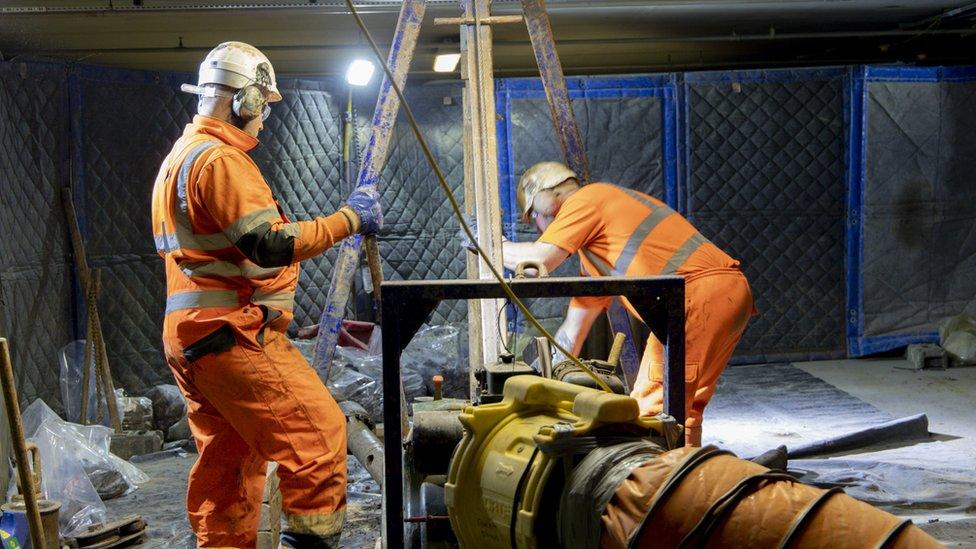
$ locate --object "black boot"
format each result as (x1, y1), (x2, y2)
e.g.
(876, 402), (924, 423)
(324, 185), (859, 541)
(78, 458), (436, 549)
(280, 531), (341, 549)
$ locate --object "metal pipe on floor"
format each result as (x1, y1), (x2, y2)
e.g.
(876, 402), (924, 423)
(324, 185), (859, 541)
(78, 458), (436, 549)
(340, 401), (385, 484)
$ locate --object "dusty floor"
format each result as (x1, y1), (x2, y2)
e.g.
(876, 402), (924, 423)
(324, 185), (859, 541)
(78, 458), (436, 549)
(795, 358), (976, 547)
(102, 357), (975, 547)
(104, 453), (381, 548)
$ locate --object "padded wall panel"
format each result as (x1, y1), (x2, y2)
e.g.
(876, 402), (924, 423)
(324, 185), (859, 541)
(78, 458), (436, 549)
(685, 71), (847, 359)
(250, 81), (343, 329)
(73, 67), (195, 395)
(506, 92), (666, 324)
(860, 80), (976, 347)
(0, 61), (72, 409)
(355, 82), (467, 324)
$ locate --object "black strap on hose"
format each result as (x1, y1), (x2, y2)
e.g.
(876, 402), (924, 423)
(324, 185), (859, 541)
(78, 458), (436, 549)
(678, 471), (797, 548)
(509, 446), (541, 549)
(627, 446), (732, 549)
(874, 518), (913, 549)
(777, 487), (844, 549)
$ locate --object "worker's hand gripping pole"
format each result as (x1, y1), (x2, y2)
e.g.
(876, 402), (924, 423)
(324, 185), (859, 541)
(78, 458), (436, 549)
(312, 0), (427, 381)
(520, 0), (642, 387)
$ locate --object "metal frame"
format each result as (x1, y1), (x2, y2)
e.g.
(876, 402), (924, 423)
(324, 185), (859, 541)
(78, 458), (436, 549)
(380, 275), (686, 548)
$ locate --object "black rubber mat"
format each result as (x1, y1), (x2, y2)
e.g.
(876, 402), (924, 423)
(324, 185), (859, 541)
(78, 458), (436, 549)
(704, 363), (897, 457)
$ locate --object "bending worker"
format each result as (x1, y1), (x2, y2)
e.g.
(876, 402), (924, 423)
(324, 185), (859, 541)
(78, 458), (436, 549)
(151, 42), (380, 548)
(471, 161), (753, 447)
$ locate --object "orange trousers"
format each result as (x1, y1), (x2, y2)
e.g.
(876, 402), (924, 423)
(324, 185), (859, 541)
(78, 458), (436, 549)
(167, 330), (347, 548)
(630, 268), (753, 446)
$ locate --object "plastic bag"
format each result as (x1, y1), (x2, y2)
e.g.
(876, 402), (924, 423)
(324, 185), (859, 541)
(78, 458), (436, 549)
(940, 314), (976, 366)
(58, 341), (123, 427)
(145, 384), (187, 433)
(291, 323), (464, 421)
(11, 400), (150, 535)
(402, 324), (465, 398)
(119, 393), (154, 431)
(326, 360), (383, 421)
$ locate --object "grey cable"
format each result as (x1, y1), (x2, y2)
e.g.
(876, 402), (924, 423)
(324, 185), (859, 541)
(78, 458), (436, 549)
(558, 439), (665, 548)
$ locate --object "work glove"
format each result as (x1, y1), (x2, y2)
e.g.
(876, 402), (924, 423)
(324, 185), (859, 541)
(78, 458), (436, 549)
(343, 186), (383, 235)
(458, 213), (508, 253)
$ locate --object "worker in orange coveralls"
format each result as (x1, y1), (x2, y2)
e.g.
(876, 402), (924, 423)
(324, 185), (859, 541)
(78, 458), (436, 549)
(150, 42), (381, 548)
(463, 161), (753, 447)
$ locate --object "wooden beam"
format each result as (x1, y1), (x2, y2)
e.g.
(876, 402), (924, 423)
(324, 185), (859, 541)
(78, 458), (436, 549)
(434, 14), (523, 25)
(461, 0), (507, 394)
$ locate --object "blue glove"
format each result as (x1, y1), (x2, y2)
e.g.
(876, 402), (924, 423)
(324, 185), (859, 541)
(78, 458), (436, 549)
(458, 212), (478, 252)
(345, 186), (383, 235)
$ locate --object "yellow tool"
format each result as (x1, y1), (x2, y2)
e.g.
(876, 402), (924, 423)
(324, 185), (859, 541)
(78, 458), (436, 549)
(444, 376), (678, 548)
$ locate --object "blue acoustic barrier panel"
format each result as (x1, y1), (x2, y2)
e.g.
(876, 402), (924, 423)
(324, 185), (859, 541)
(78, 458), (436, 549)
(849, 66), (976, 356)
(496, 75), (678, 327)
(0, 59), (74, 410)
(682, 68), (849, 362)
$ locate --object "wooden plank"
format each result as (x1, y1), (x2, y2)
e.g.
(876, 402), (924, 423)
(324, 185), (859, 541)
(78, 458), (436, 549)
(312, 0), (427, 381)
(461, 0), (507, 387)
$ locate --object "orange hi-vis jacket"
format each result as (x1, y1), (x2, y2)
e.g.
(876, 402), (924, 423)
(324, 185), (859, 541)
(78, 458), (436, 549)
(539, 183), (739, 311)
(151, 115), (352, 356)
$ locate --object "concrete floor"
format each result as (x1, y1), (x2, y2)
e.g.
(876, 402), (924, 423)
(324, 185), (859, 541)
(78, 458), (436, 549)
(795, 358), (976, 547)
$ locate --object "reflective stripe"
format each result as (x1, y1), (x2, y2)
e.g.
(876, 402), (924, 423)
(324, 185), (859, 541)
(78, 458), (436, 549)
(253, 290), (295, 310)
(154, 232), (178, 254)
(581, 248), (618, 276)
(279, 223), (301, 238)
(620, 187), (657, 210)
(171, 141), (234, 252)
(661, 232), (709, 274)
(241, 261), (285, 279)
(180, 260), (284, 280)
(224, 206), (280, 242)
(614, 205), (674, 275)
(166, 290), (239, 313)
(180, 261), (243, 278)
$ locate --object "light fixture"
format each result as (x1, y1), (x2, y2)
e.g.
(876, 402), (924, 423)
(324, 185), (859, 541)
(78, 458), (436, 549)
(433, 52), (461, 73)
(346, 59), (375, 86)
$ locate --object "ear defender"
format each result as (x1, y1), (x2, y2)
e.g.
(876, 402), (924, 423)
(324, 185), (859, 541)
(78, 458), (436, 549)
(232, 84), (267, 121)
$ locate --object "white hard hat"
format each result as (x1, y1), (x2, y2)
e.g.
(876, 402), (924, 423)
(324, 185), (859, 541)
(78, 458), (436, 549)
(517, 161), (578, 222)
(185, 41), (282, 103)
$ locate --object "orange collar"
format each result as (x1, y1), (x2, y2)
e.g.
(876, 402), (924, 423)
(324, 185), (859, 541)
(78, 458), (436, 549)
(185, 115), (259, 152)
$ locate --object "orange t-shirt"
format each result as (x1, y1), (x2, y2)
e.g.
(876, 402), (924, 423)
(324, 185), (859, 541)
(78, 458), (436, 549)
(538, 183), (738, 310)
